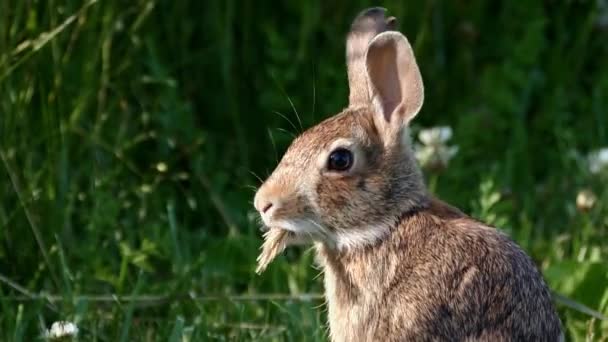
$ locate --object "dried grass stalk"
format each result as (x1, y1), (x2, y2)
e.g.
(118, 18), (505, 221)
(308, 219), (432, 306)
(256, 228), (290, 274)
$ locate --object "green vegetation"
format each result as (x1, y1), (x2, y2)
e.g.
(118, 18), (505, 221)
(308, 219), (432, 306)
(1, 0), (607, 340)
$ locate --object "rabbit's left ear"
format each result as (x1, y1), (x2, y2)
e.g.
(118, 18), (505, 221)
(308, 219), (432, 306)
(365, 31), (423, 133)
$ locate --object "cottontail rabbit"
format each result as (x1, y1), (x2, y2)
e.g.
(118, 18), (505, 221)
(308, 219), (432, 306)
(254, 7), (562, 341)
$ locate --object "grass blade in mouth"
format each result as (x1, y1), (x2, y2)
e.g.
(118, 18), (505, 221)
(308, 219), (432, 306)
(256, 228), (291, 274)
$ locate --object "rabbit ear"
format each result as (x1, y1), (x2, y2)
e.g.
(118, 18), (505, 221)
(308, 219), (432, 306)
(365, 31), (424, 133)
(346, 7), (397, 106)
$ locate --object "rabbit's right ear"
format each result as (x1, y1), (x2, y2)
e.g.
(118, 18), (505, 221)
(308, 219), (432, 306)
(346, 7), (396, 107)
(365, 32), (424, 139)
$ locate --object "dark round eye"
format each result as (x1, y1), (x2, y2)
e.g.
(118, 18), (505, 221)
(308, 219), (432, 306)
(327, 148), (353, 171)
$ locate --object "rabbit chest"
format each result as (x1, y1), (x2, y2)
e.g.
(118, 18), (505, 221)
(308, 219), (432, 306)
(315, 199), (561, 342)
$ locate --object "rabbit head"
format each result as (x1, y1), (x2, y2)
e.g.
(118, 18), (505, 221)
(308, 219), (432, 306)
(254, 8), (428, 250)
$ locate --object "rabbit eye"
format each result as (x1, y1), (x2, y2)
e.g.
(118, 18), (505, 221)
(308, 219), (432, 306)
(327, 148), (353, 171)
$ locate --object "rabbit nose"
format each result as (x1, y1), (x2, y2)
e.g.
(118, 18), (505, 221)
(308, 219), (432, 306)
(261, 202), (273, 214)
(254, 190), (276, 216)
(256, 199), (276, 217)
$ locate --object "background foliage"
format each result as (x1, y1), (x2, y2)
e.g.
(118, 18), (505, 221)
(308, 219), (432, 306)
(1, 0), (607, 340)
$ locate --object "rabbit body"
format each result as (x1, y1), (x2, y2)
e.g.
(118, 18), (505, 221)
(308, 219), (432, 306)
(318, 198), (561, 342)
(254, 7), (562, 341)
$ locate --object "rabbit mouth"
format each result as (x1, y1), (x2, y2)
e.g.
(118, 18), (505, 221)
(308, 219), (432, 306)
(264, 218), (331, 243)
(257, 220), (331, 273)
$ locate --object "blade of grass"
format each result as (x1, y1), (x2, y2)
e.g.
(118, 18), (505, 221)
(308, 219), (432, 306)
(168, 316), (185, 342)
(0, 150), (60, 290)
(554, 292), (608, 321)
(0, 0), (99, 82)
(167, 200), (183, 272)
(118, 271), (145, 342)
(55, 234), (73, 298)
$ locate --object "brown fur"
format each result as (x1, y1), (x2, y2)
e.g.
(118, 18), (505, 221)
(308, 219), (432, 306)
(317, 198), (561, 341)
(253, 7), (562, 341)
(347, 7), (396, 106)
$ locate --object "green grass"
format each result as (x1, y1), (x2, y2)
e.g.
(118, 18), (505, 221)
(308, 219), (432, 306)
(1, 0), (607, 340)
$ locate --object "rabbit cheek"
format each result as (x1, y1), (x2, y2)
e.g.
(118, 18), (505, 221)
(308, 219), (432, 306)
(315, 180), (351, 212)
(315, 176), (374, 229)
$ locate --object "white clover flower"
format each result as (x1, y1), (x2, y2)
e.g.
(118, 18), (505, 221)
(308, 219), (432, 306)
(140, 183), (153, 193)
(155, 162), (168, 173)
(414, 126), (458, 171)
(45, 321), (79, 340)
(576, 189), (597, 212)
(418, 126), (453, 146)
(588, 147), (608, 174)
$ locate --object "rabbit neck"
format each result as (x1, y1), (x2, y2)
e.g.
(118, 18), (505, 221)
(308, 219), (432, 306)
(316, 198), (465, 341)
(328, 191), (430, 251)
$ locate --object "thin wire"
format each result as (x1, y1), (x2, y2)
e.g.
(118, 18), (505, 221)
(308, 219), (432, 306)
(0, 293), (325, 303)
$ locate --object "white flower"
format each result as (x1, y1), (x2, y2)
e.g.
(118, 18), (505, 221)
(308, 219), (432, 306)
(418, 126), (452, 146)
(415, 126), (458, 171)
(576, 189), (597, 212)
(45, 321), (79, 340)
(155, 162), (168, 173)
(588, 147), (608, 174)
(140, 183), (153, 193)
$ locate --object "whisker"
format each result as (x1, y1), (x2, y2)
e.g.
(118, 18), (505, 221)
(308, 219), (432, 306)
(270, 72), (303, 132)
(276, 127), (297, 140)
(289, 98), (303, 132)
(307, 219), (333, 243)
(312, 268), (324, 281)
(272, 111), (298, 134)
(267, 128), (279, 164)
(311, 60), (316, 122)
(249, 170), (264, 184)
(305, 231), (314, 243)
(244, 185), (258, 193)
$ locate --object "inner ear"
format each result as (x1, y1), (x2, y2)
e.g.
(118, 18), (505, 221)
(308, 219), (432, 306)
(365, 32), (424, 127)
(366, 41), (402, 121)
